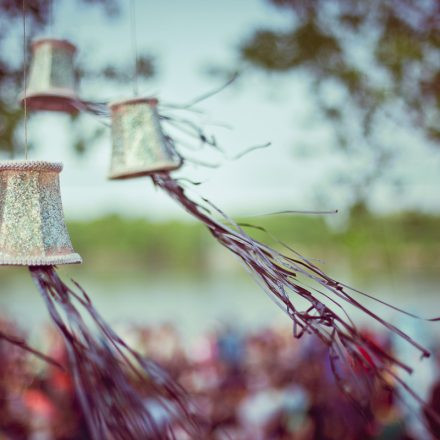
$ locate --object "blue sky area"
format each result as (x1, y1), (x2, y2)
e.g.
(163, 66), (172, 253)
(9, 0), (440, 220)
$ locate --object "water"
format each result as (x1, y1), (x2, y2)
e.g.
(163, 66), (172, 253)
(0, 269), (438, 342)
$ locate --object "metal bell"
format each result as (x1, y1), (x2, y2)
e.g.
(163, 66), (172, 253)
(21, 38), (78, 113)
(0, 161), (82, 266)
(108, 97), (181, 180)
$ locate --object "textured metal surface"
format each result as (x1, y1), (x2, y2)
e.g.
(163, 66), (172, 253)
(0, 161), (82, 266)
(22, 38), (78, 113)
(108, 98), (181, 179)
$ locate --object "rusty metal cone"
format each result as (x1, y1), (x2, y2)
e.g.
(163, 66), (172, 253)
(108, 97), (181, 180)
(0, 161), (82, 266)
(21, 38), (79, 113)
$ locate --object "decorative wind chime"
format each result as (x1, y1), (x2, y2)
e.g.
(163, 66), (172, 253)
(0, 4), (202, 439)
(108, 97), (181, 179)
(21, 37), (78, 113)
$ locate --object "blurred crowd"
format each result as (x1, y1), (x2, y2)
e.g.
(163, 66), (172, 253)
(1, 317), (439, 440)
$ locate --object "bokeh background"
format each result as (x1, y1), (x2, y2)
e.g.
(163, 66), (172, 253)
(0, 1), (439, 438)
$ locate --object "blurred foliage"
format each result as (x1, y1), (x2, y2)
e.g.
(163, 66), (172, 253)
(239, 0), (439, 208)
(0, 0), (154, 157)
(67, 215), (211, 276)
(63, 212), (440, 277)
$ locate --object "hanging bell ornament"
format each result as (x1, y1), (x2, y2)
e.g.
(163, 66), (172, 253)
(21, 38), (79, 113)
(0, 161), (82, 266)
(108, 97), (181, 180)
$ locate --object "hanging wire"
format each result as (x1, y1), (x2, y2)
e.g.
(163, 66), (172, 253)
(22, 0), (28, 159)
(129, 0), (139, 96)
(48, 0), (53, 36)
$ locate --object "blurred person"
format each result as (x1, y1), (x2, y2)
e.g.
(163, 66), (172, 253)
(0, 318), (33, 439)
(424, 343), (440, 440)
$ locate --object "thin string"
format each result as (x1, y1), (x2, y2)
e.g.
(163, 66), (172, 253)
(22, 0), (28, 159)
(49, 0), (53, 36)
(129, 0), (139, 96)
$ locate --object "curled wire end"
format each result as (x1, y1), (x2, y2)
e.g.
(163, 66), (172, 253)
(0, 329), (64, 370)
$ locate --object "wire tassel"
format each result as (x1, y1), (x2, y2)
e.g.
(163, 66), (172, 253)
(30, 266), (201, 440)
(152, 172), (439, 412)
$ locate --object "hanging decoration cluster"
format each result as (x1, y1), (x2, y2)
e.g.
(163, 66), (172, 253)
(1, 1), (438, 438)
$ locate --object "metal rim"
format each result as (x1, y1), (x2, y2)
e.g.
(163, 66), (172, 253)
(109, 96), (159, 111)
(0, 253), (82, 266)
(31, 38), (76, 53)
(108, 161), (181, 180)
(21, 89), (78, 100)
(0, 161), (63, 172)
(20, 92), (81, 114)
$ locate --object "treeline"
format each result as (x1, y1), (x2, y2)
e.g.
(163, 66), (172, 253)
(63, 212), (440, 277)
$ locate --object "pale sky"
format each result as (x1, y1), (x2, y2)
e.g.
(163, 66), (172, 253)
(9, 0), (440, 220)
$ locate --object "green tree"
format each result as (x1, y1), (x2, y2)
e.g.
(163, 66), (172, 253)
(0, 0), (154, 156)
(238, 0), (439, 210)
